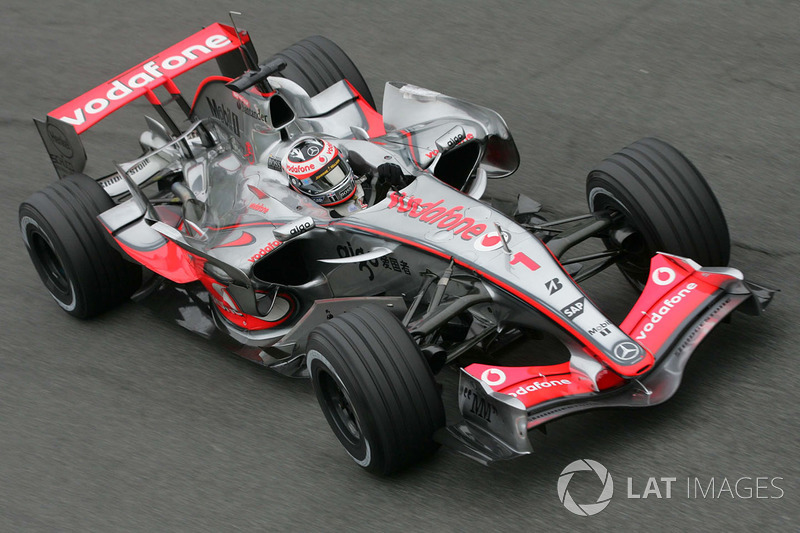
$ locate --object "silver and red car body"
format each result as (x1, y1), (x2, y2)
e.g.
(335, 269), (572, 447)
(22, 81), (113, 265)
(36, 23), (773, 463)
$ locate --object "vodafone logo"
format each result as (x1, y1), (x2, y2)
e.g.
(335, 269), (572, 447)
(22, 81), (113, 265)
(55, 33), (233, 128)
(480, 368), (506, 386)
(473, 231), (509, 252)
(652, 267), (676, 286)
(386, 192), (488, 241)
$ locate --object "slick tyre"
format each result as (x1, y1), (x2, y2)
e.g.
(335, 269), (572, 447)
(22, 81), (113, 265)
(266, 35), (376, 110)
(586, 137), (730, 289)
(19, 174), (142, 318)
(307, 305), (445, 475)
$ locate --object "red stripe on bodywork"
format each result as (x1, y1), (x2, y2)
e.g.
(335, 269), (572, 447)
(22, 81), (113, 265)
(210, 231), (256, 249)
(344, 80), (386, 137)
(114, 237), (199, 284)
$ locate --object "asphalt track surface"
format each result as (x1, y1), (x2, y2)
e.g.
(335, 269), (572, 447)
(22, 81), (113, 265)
(2, 1), (798, 531)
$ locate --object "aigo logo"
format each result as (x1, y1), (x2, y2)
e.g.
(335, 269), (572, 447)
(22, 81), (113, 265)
(558, 459), (614, 516)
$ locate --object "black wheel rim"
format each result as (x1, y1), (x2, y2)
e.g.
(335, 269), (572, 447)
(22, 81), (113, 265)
(591, 192), (654, 289)
(318, 370), (362, 445)
(29, 229), (72, 297)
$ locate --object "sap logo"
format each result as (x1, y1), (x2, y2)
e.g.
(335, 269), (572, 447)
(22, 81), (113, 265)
(561, 297), (585, 319)
(206, 97), (240, 136)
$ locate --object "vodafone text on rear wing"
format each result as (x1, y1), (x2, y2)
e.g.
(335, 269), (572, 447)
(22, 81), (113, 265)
(35, 23), (248, 178)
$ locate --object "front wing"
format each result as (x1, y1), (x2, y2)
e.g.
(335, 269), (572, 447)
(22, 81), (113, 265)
(438, 253), (775, 464)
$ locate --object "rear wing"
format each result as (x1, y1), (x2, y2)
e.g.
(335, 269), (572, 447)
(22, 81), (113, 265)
(35, 23), (249, 178)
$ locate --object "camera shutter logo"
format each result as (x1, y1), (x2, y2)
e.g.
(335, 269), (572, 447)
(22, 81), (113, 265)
(557, 459), (614, 516)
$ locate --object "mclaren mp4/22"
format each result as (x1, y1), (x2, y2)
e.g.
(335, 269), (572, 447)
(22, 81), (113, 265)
(20, 22), (775, 474)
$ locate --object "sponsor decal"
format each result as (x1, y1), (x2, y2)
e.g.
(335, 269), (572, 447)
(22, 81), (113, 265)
(424, 132), (475, 159)
(288, 219), (313, 237)
(125, 157), (150, 177)
(652, 267), (676, 286)
(545, 278), (563, 295)
(247, 240), (282, 263)
(635, 282), (698, 340)
(337, 241), (378, 281)
(508, 378), (572, 398)
(267, 156), (283, 171)
(480, 368), (507, 386)
(386, 192), (488, 241)
(612, 341), (643, 363)
(336, 241), (412, 281)
(587, 320), (611, 337)
(238, 100), (272, 124)
(468, 391), (497, 423)
(509, 251), (540, 271)
(206, 97), (240, 136)
(248, 203), (269, 215)
(231, 91), (250, 108)
(46, 124), (73, 157)
(473, 230), (510, 252)
(55, 32), (233, 127)
(561, 297), (585, 319)
(284, 139), (336, 176)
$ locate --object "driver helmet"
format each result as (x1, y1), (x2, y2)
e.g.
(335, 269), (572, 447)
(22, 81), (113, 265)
(281, 137), (356, 207)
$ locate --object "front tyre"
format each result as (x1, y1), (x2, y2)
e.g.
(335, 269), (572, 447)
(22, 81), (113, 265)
(587, 137), (730, 288)
(19, 174), (142, 318)
(307, 305), (445, 475)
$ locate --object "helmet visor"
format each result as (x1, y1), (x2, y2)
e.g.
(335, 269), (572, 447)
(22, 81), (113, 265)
(295, 158), (352, 195)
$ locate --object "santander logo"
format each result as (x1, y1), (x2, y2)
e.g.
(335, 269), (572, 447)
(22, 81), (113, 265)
(386, 192), (488, 241)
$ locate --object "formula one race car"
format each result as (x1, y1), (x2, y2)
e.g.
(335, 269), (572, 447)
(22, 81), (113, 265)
(20, 21), (775, 474)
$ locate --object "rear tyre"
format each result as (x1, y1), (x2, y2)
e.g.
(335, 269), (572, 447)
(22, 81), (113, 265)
(586, 137), (730, 289)
(307, 305), (445, 475)
(266, 35), (376, 110)
(19, 174), (142, 318)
